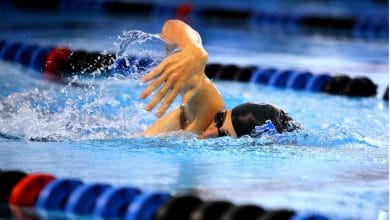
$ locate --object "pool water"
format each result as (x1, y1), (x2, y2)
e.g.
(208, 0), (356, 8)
(0, 7), (388, 220)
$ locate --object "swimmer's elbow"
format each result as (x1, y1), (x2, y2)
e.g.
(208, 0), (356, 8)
(163, 20), (187, 31)
(161, 20), (203, 50)
(194, 47), (208, 63)
(163, 19), (183, 28)
(161, 20), (184, 38)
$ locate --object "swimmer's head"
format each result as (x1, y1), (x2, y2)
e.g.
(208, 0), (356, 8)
(200, 103), (293, 139)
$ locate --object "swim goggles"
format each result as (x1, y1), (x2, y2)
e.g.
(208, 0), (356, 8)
(214, 111), (227, 137)
(251, 120), (277, 137)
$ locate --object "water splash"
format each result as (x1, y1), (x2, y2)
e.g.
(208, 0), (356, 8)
(0, 30), (183, 141)
(115, 30), (161, 58)
(108, 30), (168, 80)
(0, 81), (150, 141)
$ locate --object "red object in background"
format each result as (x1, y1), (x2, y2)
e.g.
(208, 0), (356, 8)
(9, 174), (55, 207)
(44, 47), (72, 80)
(175, 3), (193, 19)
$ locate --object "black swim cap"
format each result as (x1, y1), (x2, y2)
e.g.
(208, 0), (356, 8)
(231, 103), (292, 137)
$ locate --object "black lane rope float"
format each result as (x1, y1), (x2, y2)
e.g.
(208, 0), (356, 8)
(0, 169), (330, 220)
(3, 0), (388, 39)
(0, 40), (387, 100)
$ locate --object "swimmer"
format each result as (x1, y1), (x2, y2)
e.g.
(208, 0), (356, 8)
(141, 20), (295, 139)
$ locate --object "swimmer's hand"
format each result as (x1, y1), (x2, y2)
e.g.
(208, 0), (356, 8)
(140, 44), (208, 117)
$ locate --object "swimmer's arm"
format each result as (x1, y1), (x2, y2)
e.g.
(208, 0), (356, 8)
(181, 78), (224, 134)
(144, 78), (224, 136)
(141, 20), (224, 135)
(140, 19), (208, 117)
(143, 108), (183, 136)
(158, 19), (205, 51)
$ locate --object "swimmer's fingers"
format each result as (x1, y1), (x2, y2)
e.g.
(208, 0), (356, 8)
(145, 78), (174, 112)
(142, 58), (171, 83)
(142, 65), (163, 83)
(158, 87), (181, 117)
(140, 72), (168, 101)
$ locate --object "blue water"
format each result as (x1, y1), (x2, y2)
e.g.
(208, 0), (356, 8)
(0, 7), (388, 220)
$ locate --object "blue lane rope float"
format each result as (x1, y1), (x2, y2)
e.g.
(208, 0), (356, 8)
(14, 44), (36, 63)
(0, 42), (24, 61)
(0, 40), (384, 99)
(14, 44), (39, 66)
(125, 192), (171, 220)
(93, 187), (141, 219)
(304, 74), (332, 92)
(5, 0), (388, 39)
(65, 183), (111, 216)
(268, 69), (297, 88)
(250, 68), (278, 84)
(30, 46), (54, 72)
(35, 178), (83, 211)
(286, 71), (313, 90)
(290, 211), (329, 220)
(0, 169), (334, 220)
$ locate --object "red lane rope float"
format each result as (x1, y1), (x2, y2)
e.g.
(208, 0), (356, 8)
(9, 174), (55, 207)
(44, 47), (72, 80)
(175, 3), (193, 19)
